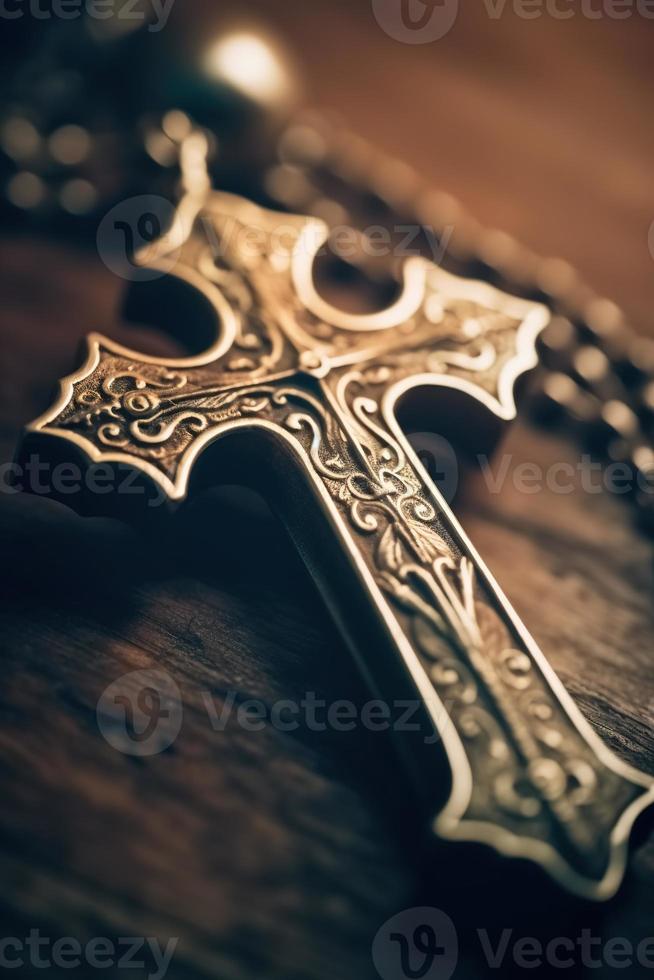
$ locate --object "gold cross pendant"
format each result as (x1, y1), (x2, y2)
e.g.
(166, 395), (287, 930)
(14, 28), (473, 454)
(20, 186), (654, 901)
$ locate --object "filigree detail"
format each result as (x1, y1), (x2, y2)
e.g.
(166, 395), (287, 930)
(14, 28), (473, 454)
(27, 188), (652, 897)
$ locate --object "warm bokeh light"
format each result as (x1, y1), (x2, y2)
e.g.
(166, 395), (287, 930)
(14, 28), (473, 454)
(202, 31), (292, 104)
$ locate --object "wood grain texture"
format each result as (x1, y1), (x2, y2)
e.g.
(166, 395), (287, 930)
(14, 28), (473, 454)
(1, 4), (654, 978)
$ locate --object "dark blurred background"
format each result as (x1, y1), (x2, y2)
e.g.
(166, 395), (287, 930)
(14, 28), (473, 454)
(1, 1), (653, 320)
(1, 3), (653, 979)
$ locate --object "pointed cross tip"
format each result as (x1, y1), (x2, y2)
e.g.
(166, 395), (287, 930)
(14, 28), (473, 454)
(433, 770), (654, 901)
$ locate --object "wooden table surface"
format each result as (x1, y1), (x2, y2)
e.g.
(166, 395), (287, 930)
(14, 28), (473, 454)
(1, 3), (653, 978)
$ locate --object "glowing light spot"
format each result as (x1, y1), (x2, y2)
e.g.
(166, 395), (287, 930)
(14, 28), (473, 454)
(203, 32), (290, 104)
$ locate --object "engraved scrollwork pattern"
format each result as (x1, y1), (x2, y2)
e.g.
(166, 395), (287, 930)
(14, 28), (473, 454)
(51, 347), (639, 876)
(35, 190), (649, 888)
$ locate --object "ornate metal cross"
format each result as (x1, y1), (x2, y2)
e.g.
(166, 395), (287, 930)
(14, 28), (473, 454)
(22, 186), (653, 900)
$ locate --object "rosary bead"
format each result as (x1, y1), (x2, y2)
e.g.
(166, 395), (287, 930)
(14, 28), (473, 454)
(616, 336), (654, 388)
(583, 296), (625, 343)
(1, 117), (41, 163)
(414, 189), (463, 235)
(5, 171), (48, 212)
(631, 445), (654, 489)
(536, 316), (577, 371)
(586, 399), (639, 455)
(330, 132), (376, 187)
(278, 121), (329, 168)
(477, 228), (521, 273)
(528, 372), (598, 427)
(535, 257), (578, 301)
(369, 157), (419, 211)
(573, 345), (610, 385)
(601, 400), (640, 441)
(264, 163), (316, 210)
